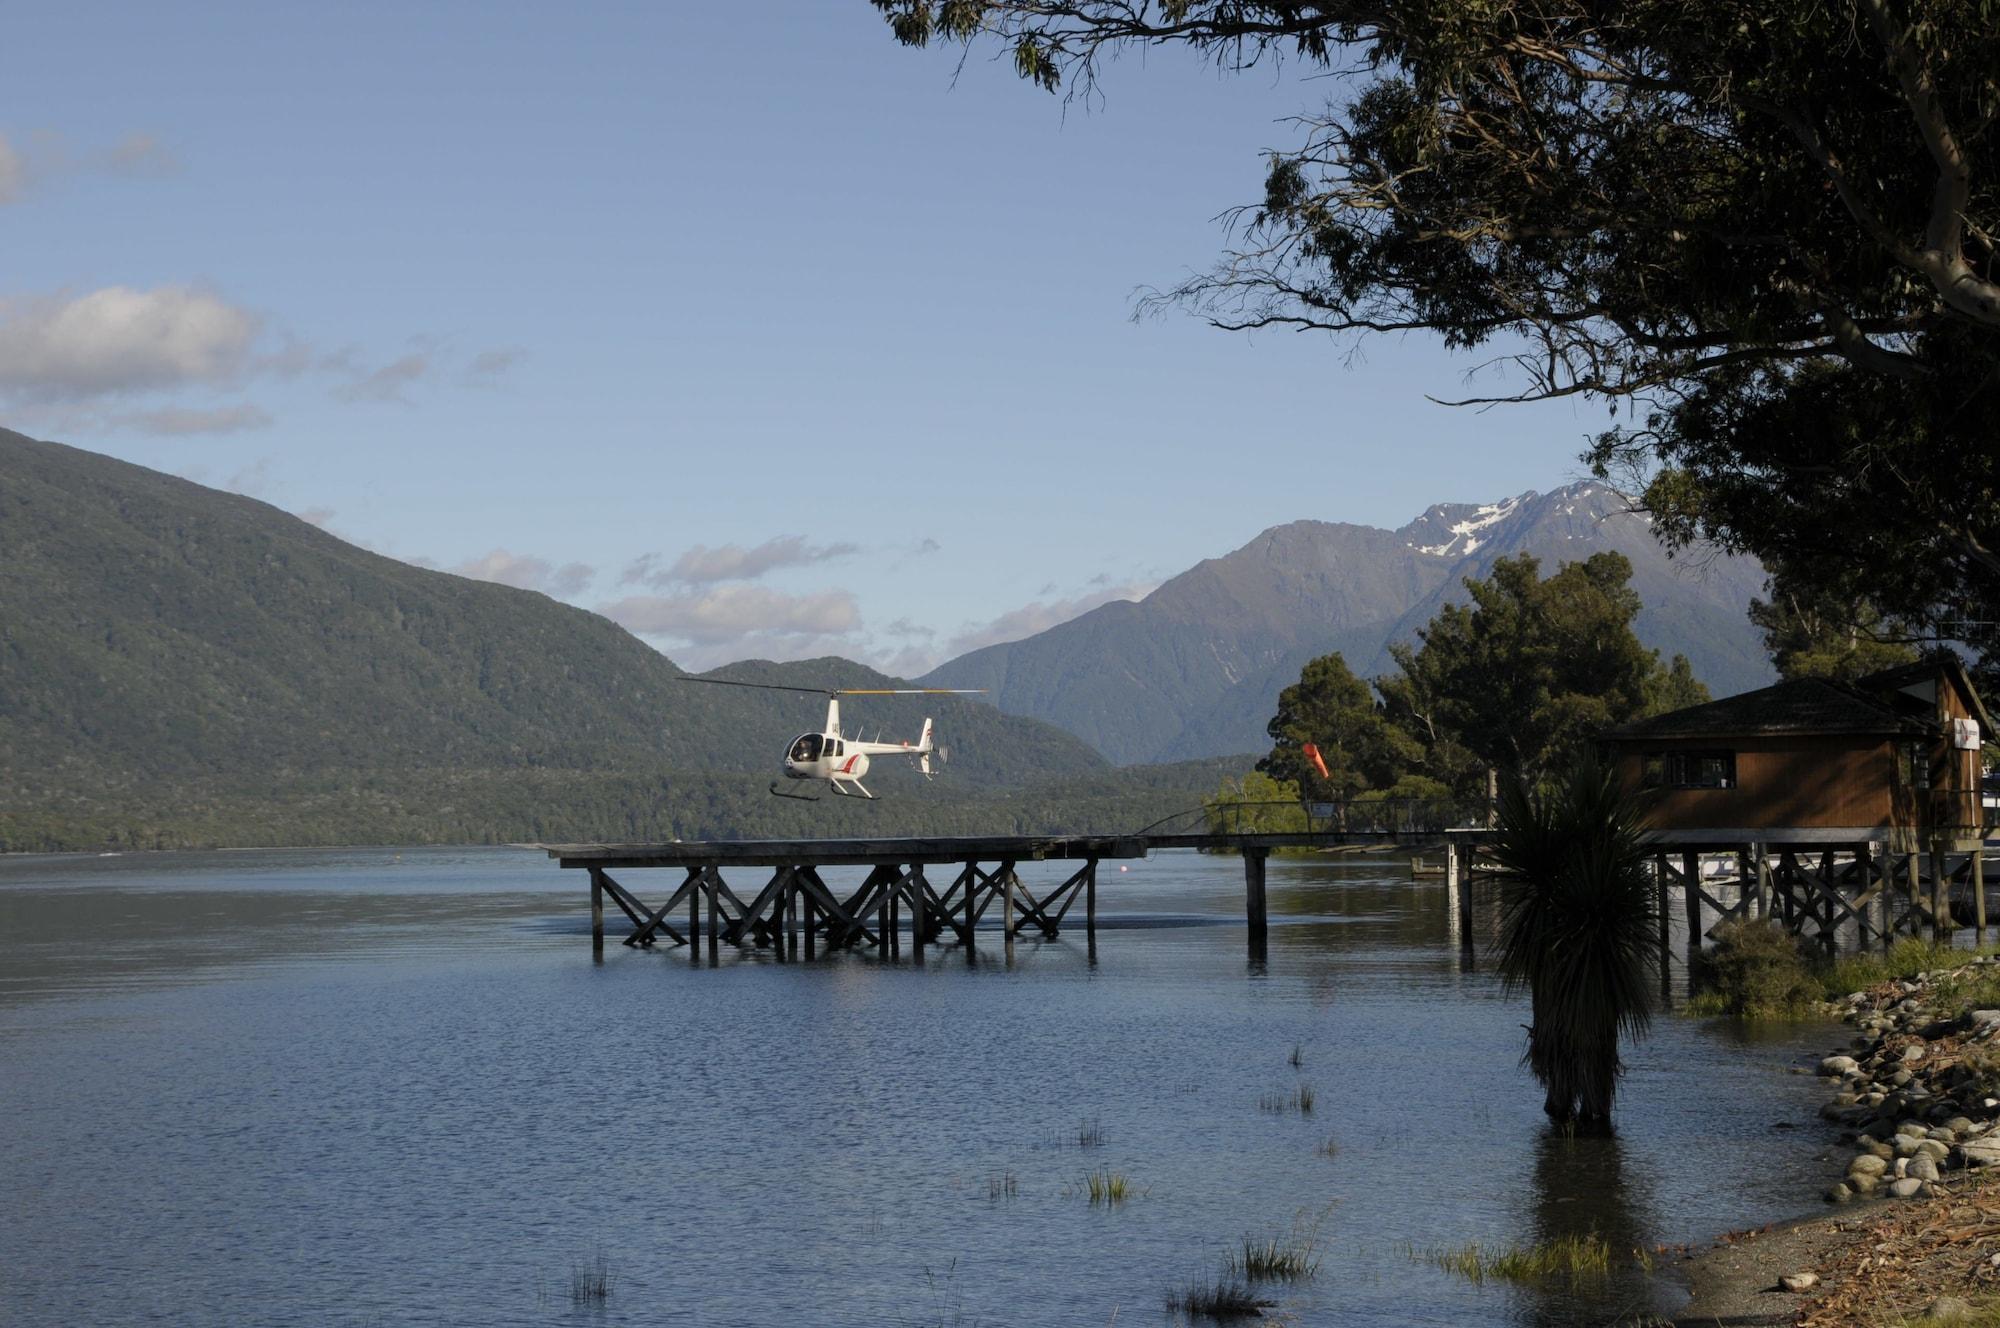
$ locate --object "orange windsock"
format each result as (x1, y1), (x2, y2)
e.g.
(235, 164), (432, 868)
(1301, 742), (1331, 782)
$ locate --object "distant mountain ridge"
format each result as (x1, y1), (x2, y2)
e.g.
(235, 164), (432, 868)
(0, 429), (1109, 819)
(922, 483), (1773, 765)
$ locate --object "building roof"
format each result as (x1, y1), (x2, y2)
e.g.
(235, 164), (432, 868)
(1855, 657), (1997, 736)
(1605, 676), (1933, 741)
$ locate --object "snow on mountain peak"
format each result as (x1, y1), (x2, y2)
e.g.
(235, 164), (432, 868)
(1411, 494), (1524, 558)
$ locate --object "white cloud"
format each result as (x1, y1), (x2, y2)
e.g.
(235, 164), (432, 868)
(600, 585), (862, 644)
(466, 347), (525, 381)
(621, 535), (860, 587)
(0, 129), (179, 206)
(944, 580), (1156, 657)
(333, 350), (432, 404)
(0, 135), (22, 205)
(449, 549), (595, 597)
(99, 132), (178, 177)
(295, 506), (336, 528)
(110, 403), (272, 435)
(0, 285), (261, 402)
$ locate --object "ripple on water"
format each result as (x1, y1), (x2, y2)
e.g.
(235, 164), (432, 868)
(0, 846), (1842, 1327)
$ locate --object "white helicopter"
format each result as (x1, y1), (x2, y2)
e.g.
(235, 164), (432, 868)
(682, 679), (984, 800)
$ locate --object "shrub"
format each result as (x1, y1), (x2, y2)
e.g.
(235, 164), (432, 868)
(1692, 918), (1819, 1019)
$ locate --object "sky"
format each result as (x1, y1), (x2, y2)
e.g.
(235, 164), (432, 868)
(2, 3), (1607, 673)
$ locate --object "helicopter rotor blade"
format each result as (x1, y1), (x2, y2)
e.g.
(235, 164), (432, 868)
(678, 677), (835, 697)
(829, 688), (986, 696)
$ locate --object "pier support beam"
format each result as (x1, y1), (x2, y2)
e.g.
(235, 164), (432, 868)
(1655, 854), (1671, 1001)
(590, 867), (604, 955)
(1244, 847), (1269, 956)
(1682, 851), (1702, 960)
(1977, 847), (1989, 942)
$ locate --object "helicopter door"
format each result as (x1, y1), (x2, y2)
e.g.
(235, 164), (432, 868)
(789, 734), (824, 762)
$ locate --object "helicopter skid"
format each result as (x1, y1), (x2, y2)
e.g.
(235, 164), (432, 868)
(767, 780), (823, 802)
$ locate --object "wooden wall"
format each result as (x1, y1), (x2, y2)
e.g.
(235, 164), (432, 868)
(1611, 735), (1897, 832)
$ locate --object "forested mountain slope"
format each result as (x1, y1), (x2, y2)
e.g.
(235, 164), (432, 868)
(0, 430), (1115, 848)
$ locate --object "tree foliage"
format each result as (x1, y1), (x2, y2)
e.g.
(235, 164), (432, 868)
(873, 0), (2000, 678)
(1247, 554), (1709, 805)
(1747, 561), (1923, 681)
(1385, 553), (1709, 788)
(1489, 754), (1660, 1131)
(1256, 651), (1420, 795)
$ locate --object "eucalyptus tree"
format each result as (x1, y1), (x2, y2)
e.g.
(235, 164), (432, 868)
(873, 0), (2000, 680)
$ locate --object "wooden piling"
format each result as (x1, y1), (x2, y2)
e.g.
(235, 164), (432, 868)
(910, 868), (926, 967)
(1244, 848), (1269, 948)
(1682, 851), (1702, 955)
(590, 866), (604, 954)
(1085, 859), (1097, 942)
(1932, 836), (1949, 941)
(706, 872), (720, 964)
(1002, 868), (1016, 963)
(1655, 853), (1671, 1001)
(1455, 849), (1474, 959)
(1977, 846), (1988, 941)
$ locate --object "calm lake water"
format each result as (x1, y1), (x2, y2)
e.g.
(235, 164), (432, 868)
(0, 846), (1843, 1327)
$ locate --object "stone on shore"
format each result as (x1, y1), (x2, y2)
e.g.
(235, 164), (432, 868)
(1848, 1152), (1890, 1179)
(1960, 1136), (2000, 1168)
(1889, 1177), (1927, 1199)
(1778, 1272), (1818, 1292)
(1920, 1294), (1975, 1321)
(1820, 1055), (1860, 1076)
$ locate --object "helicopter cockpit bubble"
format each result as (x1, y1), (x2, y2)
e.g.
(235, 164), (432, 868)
(789, 734), (824, 763)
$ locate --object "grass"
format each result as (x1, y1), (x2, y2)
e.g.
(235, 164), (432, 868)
(1164, 1276), (1273, 1321)
(570, 1250), (611, 1305)
(1687, 924), (2000, 1021)
(1080, 1166), (1135, 1205)
(1314, 1136), (1340, 1158)
(1416, 1232), (1614, 1287)
(1258, 1084), (1316, 1114)
(1224, 1214), (1324, 1282)
(1288, 1042), (1305, 1069)
(1817, 939), (1996, 1000)
(1076, 1115), (1106, 1148)
(987, 1170), (1017, 1201)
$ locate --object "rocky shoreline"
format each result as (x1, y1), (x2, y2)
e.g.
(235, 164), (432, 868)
(1817, 959), (2000, 1203)
(1669, 955), (2000, 1325)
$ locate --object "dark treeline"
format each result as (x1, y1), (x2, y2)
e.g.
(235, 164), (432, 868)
(0, 755), (1252, 854)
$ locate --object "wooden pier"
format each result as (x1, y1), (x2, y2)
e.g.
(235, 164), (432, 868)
(549, 820), (1993, 969)
(543, 827), (1436, 963)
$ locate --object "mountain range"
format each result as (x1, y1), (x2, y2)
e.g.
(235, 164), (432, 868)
(0, 429), (1151, 849)
(0, 430), (1775, 848)
(921, 484), (1773, 764)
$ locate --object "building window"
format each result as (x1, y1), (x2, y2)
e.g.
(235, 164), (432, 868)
(1901, 742), (1931, 789)
(1642, 750), (1736, 789)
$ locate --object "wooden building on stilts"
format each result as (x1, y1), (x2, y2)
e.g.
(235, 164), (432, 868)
(1599, 658), (1995, 955)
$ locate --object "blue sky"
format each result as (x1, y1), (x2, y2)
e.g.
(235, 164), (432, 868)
(3, 2), (1603, 671)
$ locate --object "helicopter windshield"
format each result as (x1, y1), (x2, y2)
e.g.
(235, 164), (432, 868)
(789, 733), (824, 763)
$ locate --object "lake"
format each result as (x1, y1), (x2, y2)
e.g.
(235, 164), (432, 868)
(0, 846), (1842, 1326)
